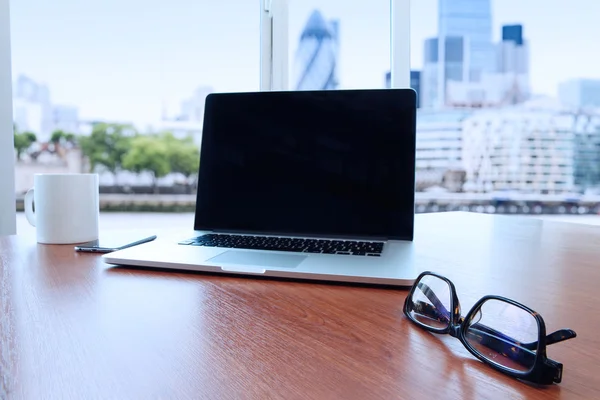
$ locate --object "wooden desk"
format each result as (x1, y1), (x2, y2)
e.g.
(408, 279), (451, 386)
(1, 212), (598, 399)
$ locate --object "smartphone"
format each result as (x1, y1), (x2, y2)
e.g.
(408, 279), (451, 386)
(74, 234), (157, 253)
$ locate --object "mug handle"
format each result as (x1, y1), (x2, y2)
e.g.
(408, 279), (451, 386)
(24, 188), (36, 227)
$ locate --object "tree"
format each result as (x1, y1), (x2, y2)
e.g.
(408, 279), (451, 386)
(79, 123), (134, 178)
(13, 131), (37, 161)
(50, 130), (66, 144)
(51, 130), (76, 145)
(64, 132), (76, 143)
(50, 130), (77, 158)
(122, 135), (171, 192)
(161, 132), (200, 183)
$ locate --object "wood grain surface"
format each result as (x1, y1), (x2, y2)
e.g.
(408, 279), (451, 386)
(1, 212), (599, 399)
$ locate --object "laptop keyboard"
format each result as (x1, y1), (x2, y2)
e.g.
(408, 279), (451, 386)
(178, 234), (384, 256)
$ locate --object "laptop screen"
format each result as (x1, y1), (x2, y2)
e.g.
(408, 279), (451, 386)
(194, 89), (416, 241)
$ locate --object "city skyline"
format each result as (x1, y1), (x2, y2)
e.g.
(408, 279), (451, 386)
(9, 0), (600, 125)
(420, 0), (532, 109)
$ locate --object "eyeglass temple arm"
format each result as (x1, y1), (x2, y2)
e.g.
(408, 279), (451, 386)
(466, 323), (570, 384)
(526, 328), (577, 348)
(467, 321), (576, 350)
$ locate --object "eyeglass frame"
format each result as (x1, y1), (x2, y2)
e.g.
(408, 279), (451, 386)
(403, 271), (576, 385)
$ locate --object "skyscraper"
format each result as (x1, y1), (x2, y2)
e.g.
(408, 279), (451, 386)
(502, 25), (523, 46)
(294, 10), (339, 91)
(410, 71), (422, 108)
(438, 0), (494, 82)
(497, 24), (528, 74)
(384, 70), (422, 108)
(421, 36), (469, 108)
(496, 24), (530, 103)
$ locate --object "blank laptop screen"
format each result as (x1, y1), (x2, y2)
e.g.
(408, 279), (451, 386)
(194, 89), (416, 241)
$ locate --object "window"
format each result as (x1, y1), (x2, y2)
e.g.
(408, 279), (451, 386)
(10, 0), (264, 231)
(413, 0), (600, 219)
(268, 0), (409, 90)
(287, 0), (390, 91)
(8, 0), (597, 230)
(7, 0), (411, 232)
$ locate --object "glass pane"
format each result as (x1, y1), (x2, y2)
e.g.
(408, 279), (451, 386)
(410, 0), (600, 223)
(465, 298), (538, 372)
(407, 274), (451, 329)
(288, 0), (390, 90)
(11, 0), (260, 231)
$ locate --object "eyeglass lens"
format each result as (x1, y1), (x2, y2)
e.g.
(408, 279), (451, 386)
(465, 298), (539, 373)
(407, 275), (452, 330)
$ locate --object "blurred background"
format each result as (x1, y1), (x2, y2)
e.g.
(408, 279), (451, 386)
(9, 0), (600, 225)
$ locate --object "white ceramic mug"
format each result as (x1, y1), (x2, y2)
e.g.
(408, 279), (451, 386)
(24, 173), (100, 244)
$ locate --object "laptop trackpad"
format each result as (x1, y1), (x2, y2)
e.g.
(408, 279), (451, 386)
(207, 250), (306, 269)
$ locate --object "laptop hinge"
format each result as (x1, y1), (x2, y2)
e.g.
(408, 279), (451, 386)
(209, 229), (389, 242)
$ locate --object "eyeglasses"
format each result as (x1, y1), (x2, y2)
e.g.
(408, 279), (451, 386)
(403, 271), (577, 385)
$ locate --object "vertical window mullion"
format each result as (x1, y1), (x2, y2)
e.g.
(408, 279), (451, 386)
(260, 0), (289, 91)
(0, 0), (16, 235)
(271, 0), (289, 91)
(260, 0), (273, 90)
(391, 0), (411, 88)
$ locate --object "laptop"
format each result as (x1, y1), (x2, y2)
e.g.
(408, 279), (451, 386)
(103, 88), (419, 286)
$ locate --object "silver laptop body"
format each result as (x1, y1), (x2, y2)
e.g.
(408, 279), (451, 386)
(104, 89), (420, 286)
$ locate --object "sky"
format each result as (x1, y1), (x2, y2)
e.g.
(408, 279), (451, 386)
(9, 0), (600, 126)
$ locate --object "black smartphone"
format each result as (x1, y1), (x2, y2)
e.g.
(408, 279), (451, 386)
(74, 234), (157, 253)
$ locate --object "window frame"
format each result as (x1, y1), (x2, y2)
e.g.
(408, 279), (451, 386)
(0, 0), (412, 235)
(390, 0), (411, 88)
(261, 0), (411, 90)
(0, 0), (16, 235)
(260, 0), (289, 91)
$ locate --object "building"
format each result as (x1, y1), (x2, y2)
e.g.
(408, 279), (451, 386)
(153, 86), (212, 146)
(446, 72), (530, 107)
(410, 71), (422, 108)
(421, 36), (469, 108)
(12, 74), (53, 141)
(294, 10), (339, 90)
(462, 100), (576, 194)
(52, 105), (80, 134)
(502, 25), (523, 46)
(178, 86), (214, 123)
(384, 70), (422, 108)
(446, 24), (531, 108)
(573, 113), (600, 192)
(415, 109), (471, 191)
(497, 25), (529, 76)
(438, 0), (494, 82)
(13, 98), (44, 137)
(14, 74), (51, 104)
(495, 24), (530, 103)
(559, 79), (600, 109)
(12, 74), (82, 141)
